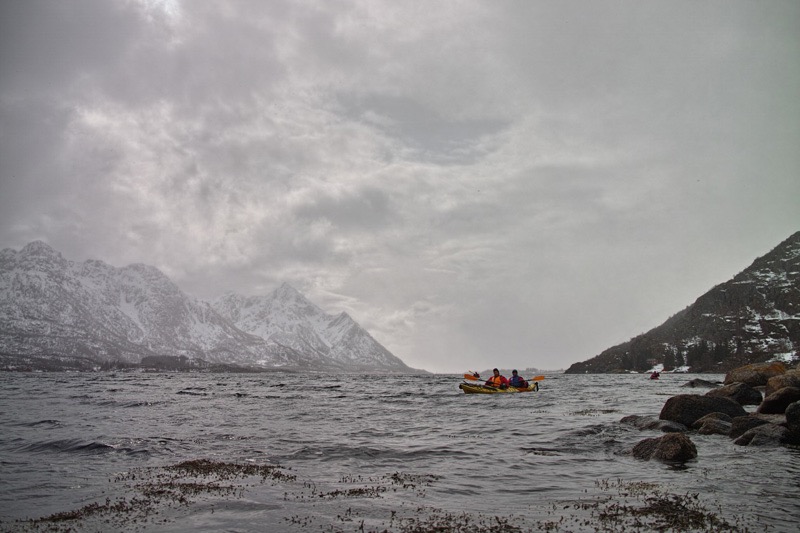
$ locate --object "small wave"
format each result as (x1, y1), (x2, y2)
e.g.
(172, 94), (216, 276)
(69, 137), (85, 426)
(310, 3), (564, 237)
(95, 400), (163, 408)
(521, 447), (562, 456)
(175, 389), (208, 396)
(18, 419), (63, 428)
(121, 401), (161, 408)
(284, 443), (472, 463)
(214, 433), (253, 442)
(17, 438), (157, 458)
(571, 423), (610, 437)
(18, 438), (116, 455)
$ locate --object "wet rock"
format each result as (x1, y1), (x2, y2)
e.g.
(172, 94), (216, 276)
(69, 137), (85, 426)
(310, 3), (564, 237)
(705, 382), (762, 406)
(765, 369), (800, 397)
(729, 416), (771, 439)
(784, 401), (800, 444)
(631, 433), (697, 462)
(620, 415), (687, 433)
(697, 420), (732, 436)
(691, 412), (732, 428)
(724, 362), (786, 387)
(692, 413), (733, 435)
(697, 419), (732, 436)
(733, 423), (789, 447)
(756, 386), (800, 414)
(659, 395), (746, 427)
(659, 421), (690, 433)
(681, 378), (721, 388)
(620, 414), (657, 429)
(786, 401), (800, 433)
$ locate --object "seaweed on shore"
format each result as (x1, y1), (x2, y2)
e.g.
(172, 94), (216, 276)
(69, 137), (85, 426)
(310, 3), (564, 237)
(5, 459), (295, 532)
(537, 479), (757, 532)
(4, 465), (759, 533)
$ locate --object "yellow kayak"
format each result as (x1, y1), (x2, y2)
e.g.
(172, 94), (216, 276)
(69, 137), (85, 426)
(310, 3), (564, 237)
(459, 382), (539, 394)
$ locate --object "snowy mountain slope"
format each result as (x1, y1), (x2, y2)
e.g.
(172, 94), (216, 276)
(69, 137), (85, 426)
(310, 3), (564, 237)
(0, 242), (412, 371)
(566, 231), (800, 373)
(214, 284), (412, 371)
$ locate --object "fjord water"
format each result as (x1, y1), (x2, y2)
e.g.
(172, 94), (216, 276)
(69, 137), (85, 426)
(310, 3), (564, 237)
(1, 372), (798, 531)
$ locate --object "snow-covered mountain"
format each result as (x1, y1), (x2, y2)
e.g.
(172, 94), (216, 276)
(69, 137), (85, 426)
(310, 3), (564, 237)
(0, 241), (415, 372)
(214, 284), (410, 371)
(566, 231), (800, 373)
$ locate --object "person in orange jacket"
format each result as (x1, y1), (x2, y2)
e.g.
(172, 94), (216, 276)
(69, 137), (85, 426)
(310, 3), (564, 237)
(485, 368), (509, 389)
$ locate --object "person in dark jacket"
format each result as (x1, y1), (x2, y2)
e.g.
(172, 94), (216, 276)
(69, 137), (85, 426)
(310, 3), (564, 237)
(508, 369), (528, 388)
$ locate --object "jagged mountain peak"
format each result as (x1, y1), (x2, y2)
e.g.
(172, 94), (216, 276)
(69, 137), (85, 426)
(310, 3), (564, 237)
(120, 263), (179, 289)
(0, 241), (416, 372)
(271, 282), (312, 305)
(275, 282), (299, 296)
(734, 231), (800, 281)
(6, 240), (69, 272)
(331, 311), (355, 325)
(20, 240), (60, 257)
(215, 286), (411, 371)
(14, 240), (66, 264)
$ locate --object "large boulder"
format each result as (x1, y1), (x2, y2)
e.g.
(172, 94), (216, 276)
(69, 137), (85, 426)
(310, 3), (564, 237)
(631, 433), (697, 462)
(724, 362), (785, 387)
(733, 424), (789, 446)
(785, 401), (800, 444)
(697, 419), (732, 436)
(765, 369), (800, 397)
(659, 395), (747, 427)
(729, 416), (771, 439)
(691, 412), (733, 427)
(705, 382), (762, 406)
(757, 387), (800, 414)
(692, 413), (733, 436)
(681, 378), (721, 388)
(786, 401), (800, 434)
(620, 415), (687, 433)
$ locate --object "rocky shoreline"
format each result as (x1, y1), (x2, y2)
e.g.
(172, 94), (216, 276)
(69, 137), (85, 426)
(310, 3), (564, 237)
(624, 361), (800, 461)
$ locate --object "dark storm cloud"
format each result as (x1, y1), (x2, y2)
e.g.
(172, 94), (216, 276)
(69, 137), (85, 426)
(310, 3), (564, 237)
(0, 1), (143, 94)
(1, 1), (798, 372)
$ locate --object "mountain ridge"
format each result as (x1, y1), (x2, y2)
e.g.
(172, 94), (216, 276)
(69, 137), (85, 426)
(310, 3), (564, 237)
(0, 241), (419, 373)
(213, 284), (410, 371)
(566, 231), (800, 373)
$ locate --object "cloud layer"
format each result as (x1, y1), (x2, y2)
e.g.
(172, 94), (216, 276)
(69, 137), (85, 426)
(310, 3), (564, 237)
(2, 0), (799, 372)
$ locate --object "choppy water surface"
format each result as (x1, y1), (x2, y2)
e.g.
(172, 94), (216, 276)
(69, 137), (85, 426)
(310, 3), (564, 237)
(1, 372), (798, 532)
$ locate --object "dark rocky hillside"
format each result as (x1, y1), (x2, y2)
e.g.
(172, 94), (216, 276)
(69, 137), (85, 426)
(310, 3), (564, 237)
(566, 232), (800, 374)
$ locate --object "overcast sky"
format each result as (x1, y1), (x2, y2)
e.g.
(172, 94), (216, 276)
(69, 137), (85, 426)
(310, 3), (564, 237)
(1, 1), (798, 373)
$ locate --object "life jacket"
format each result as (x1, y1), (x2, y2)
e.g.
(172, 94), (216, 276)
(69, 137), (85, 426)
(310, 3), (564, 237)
(487, 375), (505, 387)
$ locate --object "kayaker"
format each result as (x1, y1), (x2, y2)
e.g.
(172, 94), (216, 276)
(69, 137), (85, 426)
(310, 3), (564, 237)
(485, 368), (509, 389)
(508, 369), (528, 388)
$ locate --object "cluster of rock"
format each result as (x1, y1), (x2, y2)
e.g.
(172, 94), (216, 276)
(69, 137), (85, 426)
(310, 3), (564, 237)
(623, 361), (800, 461)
